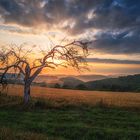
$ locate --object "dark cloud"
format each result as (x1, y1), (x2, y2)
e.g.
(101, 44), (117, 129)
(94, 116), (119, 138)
(0, 0), (47, 26)
(88, 0), (140, 30)
(0, 0), (140, 30)
(86, 58), (140, 64)
(0, 0), (140, 54)
(64, 0), (140, 34)
(90, 29), (140, 54)
(0, 0), (111, 29)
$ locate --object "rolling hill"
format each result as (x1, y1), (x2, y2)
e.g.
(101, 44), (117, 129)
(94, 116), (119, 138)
(59, 77), (84, 88)
(1, 73), (140, 92)
(86, 74), (140, 92)
(75, 74), (108, 82)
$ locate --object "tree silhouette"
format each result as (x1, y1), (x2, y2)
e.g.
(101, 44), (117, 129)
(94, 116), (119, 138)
(0, 41), (89, 104)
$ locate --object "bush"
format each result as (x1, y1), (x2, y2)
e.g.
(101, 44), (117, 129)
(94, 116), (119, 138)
(75, 84), (87, 90)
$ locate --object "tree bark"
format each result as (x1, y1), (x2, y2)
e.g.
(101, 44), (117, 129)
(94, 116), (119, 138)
(24, 83), (31, 104)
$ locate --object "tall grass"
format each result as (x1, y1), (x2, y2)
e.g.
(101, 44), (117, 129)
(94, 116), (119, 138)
(2, 84), (140, 109)
(0, 93), (140, 140)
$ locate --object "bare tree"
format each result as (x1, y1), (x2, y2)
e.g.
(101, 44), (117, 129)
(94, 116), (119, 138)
(0, 41), (89, 104)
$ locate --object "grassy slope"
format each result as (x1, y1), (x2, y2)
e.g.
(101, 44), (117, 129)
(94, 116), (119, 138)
(0, 94), (140, 140)
(86, 74), (140, 92)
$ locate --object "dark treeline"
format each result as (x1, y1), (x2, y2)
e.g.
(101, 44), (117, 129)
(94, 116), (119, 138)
(85, 74), (140, 92)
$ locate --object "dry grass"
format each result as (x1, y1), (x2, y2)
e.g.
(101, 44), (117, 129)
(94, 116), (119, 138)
(0, 127), (60, 140)
(0, 87), (140, 140)
(2, 84), (140, 109)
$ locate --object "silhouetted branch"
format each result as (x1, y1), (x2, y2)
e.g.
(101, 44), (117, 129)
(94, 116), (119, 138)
(0, 41), (90, 103)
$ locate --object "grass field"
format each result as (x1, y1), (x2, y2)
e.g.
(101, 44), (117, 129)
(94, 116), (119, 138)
(3, 84), (140, 108)
(0, 85), (140, 140)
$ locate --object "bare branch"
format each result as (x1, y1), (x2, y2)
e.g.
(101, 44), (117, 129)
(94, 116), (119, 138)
(0, 41), (90, 103)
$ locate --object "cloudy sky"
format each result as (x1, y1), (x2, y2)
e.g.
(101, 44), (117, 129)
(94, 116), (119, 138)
(0, 0), (140, 75)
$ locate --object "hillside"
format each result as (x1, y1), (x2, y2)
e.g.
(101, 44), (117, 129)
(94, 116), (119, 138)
(75, 74), (108, 82)
(86, 74), (140, 92)
(1, 73), (140, 92)
(59, 77), (84, 88)
(35, 74), (108, 82)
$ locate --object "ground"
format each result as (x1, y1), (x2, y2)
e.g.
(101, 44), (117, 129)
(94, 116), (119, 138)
(4, 84), (140, 108)
(0, 85), (140, 140)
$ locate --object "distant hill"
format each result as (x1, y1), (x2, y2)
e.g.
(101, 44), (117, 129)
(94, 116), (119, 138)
(59, 77), (84, 89)
(86, 74), (140, 92)
(2, 73), (140, 92)
(0, 73), (24, 84)
(34, 75), (59, 83)
(75, 74), (108, 82)
(34, 75), (84, 88)
(34, 74), (108, 82)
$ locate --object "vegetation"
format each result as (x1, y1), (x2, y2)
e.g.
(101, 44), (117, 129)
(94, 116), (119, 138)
(2, 73), (140, 93)
(0, 93), (140, 140)
(35, 74), (140, 92)
(75, 84), (87, 90)
(86, 74), (140, 92)
(2, 84), (140, 109)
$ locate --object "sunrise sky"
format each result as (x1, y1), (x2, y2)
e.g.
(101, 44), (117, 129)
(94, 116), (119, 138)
(0, 0), (140, 76)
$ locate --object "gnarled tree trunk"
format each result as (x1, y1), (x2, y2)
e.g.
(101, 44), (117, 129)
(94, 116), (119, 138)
(24, 82), (31, 104)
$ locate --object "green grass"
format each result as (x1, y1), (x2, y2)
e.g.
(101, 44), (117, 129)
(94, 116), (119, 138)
(0, 93), (140, 140)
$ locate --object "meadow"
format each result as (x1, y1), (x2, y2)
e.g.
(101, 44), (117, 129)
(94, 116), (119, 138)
(4, 84), (140, 109)
(0, 85), (140, 140)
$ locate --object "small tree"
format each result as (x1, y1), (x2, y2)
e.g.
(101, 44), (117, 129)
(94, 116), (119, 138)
(0, 41), (89, 104)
